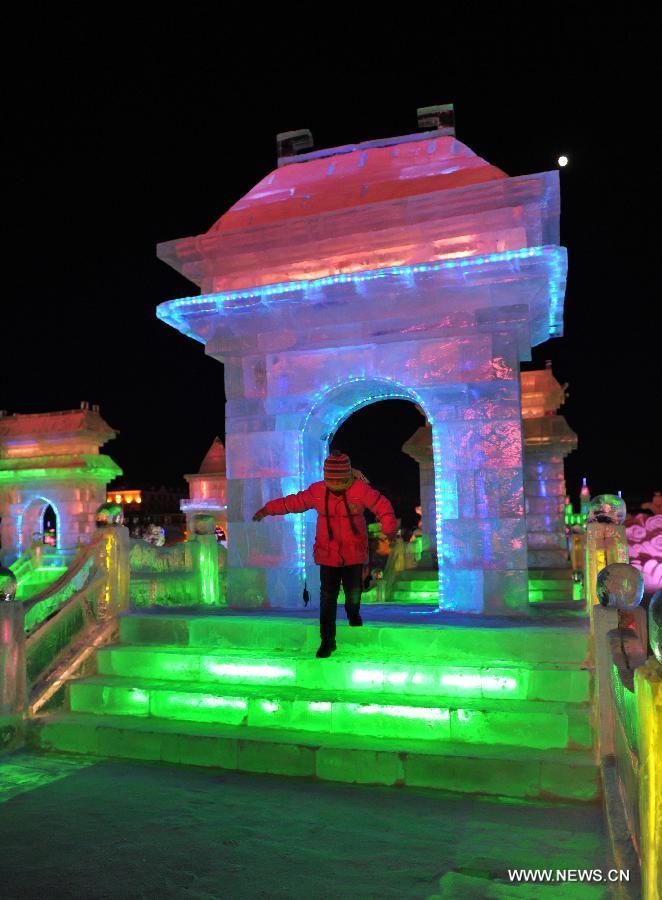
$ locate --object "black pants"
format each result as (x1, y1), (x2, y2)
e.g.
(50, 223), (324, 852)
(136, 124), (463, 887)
(319, 564), (363, 642)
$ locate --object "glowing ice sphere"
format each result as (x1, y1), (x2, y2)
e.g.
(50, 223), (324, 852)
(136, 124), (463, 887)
(192, 513), (216, 535)
(588, 494), (627, 526)
(0, 566), (17, 601)
(596, 562), (644, 609)
(96, 502), (124, 527)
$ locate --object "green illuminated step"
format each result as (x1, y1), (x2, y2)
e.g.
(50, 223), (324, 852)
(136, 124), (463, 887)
(529, 569), (574, 580)
(391, 590), (438, 602)
(529, 580), (573, 590)
(118, 614), (590, 666)
(97, 645), (591, 704)
(30, 712), (600, 802)
(395, 570), (439, 580)
(68, 675), (591, 750)
(528, 590), (577, 603)
(392, 582), (438, 590)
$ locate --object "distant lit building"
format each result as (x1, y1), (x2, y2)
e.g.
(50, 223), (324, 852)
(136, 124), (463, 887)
(107, 485), (186, 535)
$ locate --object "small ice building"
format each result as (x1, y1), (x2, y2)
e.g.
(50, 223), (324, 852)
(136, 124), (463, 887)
(0, 405), (122, 564)
(180, 437), (228, 537)
(157, 112), (567, 614)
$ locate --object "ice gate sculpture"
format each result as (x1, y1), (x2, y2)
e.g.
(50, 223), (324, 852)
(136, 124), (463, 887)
(0, 406), (122, 565)
(157, 120), (567, 614)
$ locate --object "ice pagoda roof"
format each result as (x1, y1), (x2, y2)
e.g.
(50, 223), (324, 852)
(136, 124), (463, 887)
(208, 134), (507, 232)
(197, 437), (226, 474)
(157, 128), (566, 351)
(0, 409), (117, 448)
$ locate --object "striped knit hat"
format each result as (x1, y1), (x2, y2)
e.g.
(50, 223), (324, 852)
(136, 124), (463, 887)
(324, 451), (353, 490)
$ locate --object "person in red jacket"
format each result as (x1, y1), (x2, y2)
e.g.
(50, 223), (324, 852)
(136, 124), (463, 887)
(253, 451), (397, 657)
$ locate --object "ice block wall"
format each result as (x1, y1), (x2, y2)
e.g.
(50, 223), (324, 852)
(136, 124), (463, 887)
(221, 306), (530, 614)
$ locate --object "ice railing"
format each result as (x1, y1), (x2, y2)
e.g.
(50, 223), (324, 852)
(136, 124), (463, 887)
(0, 526), (130, 726)
(10, 543), (72, 601)
(587, 514), (662, 899)
(128, 535), (226, 608)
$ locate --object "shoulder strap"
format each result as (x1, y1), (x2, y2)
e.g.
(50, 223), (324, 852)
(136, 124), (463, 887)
(342, 491), (360, 535)
(325, 487), (333, 541)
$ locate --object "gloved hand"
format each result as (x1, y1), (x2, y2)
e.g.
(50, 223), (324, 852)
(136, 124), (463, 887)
(253, 508), (267, 522)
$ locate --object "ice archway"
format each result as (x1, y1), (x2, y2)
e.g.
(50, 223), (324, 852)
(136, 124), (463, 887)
(157, 124), (567, 615)
(297, 378), (439, 604)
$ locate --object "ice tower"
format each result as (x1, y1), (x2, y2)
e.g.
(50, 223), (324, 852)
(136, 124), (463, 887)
(180, 437), (228, 538)
(157, 114), (567, 614)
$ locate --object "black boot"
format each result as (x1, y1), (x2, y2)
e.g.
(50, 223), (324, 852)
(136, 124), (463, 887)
(316, 639), (337, 658)
(348, 613), (363, 627)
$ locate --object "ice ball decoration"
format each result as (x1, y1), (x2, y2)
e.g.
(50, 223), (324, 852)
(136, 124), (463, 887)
(192, 513), (216, 535)
(0, 566), (18, 601)
(648, 590), (662, 663)
(596, 563), (644, 609)
(95, 501), (124, 527)
(143, 524), (165, 547)
(588, 494), (627, 526)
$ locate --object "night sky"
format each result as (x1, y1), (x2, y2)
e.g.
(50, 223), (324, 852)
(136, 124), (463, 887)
(5, 11), (659, 513)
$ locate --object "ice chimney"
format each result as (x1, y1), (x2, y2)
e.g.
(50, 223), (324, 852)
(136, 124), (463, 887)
(417, 104), (455, 135)
(277, 129), (313, 164)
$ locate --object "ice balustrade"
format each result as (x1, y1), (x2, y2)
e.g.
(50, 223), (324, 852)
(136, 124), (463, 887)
(128, 533), (225, 608)
(592, 601), (660, 898)
(11, 542), (73, 601)
(1, 525), (130, 730)
(584, 500), (662, 898)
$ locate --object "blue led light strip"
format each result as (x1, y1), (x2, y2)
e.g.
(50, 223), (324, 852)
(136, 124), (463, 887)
(296, 376), (443, 607)
(156, 245), (566, 338)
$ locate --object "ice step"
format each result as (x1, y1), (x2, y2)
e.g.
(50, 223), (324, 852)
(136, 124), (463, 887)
(528, 589), (575, 602)
(392, 580), (438, 590)
(97, 645), (592, 704)
(528, 581), (574, 594)
(29, 712), (600, 802)
(529, 569), (575, 580)
(395, 570), (439, 581)
(68, 675), (592, 750)
(391, 590), (438, 602)
(118, 614), (590, 665)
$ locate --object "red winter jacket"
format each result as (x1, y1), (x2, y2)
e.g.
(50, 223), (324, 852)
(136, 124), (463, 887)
(264, 480), (397, 567)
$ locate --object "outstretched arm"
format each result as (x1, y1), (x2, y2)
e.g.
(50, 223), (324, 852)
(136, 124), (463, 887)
(363, 485), (398, 538)
(253, 488), (315, 522)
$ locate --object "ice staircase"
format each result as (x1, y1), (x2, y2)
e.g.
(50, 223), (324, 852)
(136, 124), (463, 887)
(390, 569), (439, 603)
(528, 568), (581, 608)
(30, 612), (599, 802)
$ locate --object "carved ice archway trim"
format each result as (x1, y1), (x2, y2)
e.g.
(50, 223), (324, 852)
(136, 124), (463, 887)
(18, 494), (62, 554)
(297, 376), (442, 604)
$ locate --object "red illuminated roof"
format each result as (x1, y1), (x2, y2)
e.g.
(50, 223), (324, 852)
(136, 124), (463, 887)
(0, 409), (117, 442)
(209, 134), (506, 233)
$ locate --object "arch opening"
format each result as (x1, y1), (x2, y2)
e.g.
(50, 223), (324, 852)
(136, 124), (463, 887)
(298, 379), (441, 606)
(19, 496), (61, 554)
(41, 504), (57, 546)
